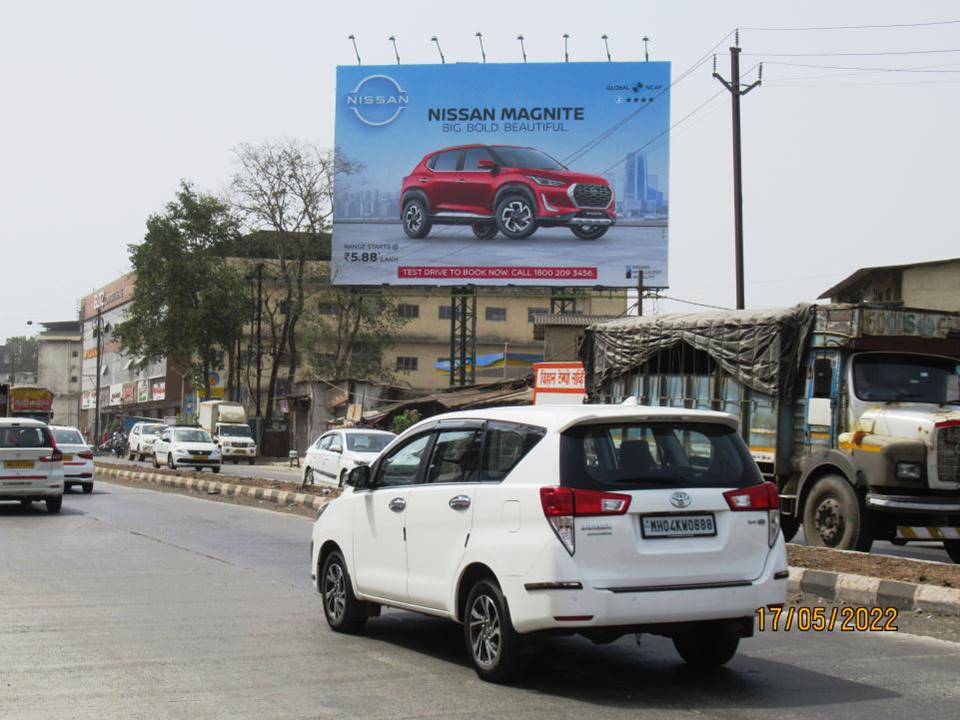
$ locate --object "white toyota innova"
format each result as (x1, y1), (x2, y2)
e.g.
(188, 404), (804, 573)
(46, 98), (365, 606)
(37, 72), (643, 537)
(310, 405), (788, 682)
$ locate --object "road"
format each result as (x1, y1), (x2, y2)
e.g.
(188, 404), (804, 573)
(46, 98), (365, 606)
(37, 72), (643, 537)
(2, 480), (960, 719)
(97, 455), (959, 564)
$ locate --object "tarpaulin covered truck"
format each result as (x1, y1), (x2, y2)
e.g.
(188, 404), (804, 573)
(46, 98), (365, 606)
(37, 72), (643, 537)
(1, 385), (55, 423)
(198, 400), (257, 464)
(581, 304), (960, 561)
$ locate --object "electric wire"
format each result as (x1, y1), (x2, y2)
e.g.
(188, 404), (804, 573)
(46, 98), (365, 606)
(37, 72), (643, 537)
(740, 19), (960, 31)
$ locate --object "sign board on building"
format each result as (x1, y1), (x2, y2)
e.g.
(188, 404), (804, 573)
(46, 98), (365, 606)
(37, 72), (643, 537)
(109, 383), (123, 406)
(333, 62), (670, 288)
(532, 361), (586, 405)
(151, 379), (166, 402)
(122, 382), (135, 405)
(81, 389), (97, 410)
(137, 380), (149, 403)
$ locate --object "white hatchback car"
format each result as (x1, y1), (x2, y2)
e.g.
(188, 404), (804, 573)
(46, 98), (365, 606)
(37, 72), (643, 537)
(310, 405), (787, 682)
(0, 418), (65, 513)
(303, 429), (396, 488)
(127, 422), (167, 462)
(152, 426), (221, 472)
(49, 425), (95, 494)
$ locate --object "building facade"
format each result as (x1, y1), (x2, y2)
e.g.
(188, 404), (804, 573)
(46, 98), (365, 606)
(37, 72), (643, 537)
(79, 275), (185, 439)
(36, 321), (82, 427)
(820, 257), (960, 311)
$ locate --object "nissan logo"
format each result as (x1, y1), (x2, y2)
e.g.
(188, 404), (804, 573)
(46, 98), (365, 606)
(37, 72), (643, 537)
(345, 74), (409, 127)
(669, 491), (692, 509)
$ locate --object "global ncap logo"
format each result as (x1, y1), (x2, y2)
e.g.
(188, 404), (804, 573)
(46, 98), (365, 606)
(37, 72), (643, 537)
(346, 74), (409, 126)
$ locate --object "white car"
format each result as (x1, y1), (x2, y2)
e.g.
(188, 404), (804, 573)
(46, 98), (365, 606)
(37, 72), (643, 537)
(127, 422), (167, 461)
(303, 429), (396, 488)
(310, 405), (787, 682)
(49, 425), (94, 494)
(152, 426), (221, 472)
(0, 418), (65, 513)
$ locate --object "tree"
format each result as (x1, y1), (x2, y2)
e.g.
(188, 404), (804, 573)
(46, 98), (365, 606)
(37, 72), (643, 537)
(114, 182), (247, 401)
(230, 139), (360, 422)
(304, 282), (408, 382)
(2, 335), (38, 380)
(391, 409), (421, 435)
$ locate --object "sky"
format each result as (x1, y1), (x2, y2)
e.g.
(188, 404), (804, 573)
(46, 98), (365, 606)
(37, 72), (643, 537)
(1, 0), (958, 340)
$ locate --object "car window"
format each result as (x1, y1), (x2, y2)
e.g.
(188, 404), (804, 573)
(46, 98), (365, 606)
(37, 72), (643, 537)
(463, 147), (494, 171)
(432, 150), (461, 172)
(345, 433), (394, 452)
(131, 426), (140, 436)
(174, 429), (211, 443)
(0, 426), (52, 448)
(479, 421), (546, 482)
(160, 430), (171, 442)
(425, 430), (482, 484)
(143, 425), (164, 436)
(329, 434), (343, 453)
(377, 433), (432, 487)
(561, 422), (761, 491)
(51, 428), (84, 445)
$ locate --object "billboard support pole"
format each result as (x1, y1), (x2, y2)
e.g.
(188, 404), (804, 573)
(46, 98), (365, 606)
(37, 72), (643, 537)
(637, 269), (644, 317)
(449, 287), (477, 387)
(713, 35), (761, 310)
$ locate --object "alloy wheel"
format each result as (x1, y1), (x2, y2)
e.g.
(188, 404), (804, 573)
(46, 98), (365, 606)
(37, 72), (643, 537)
(404, 203), (423, 233)
(324, 561), (347, 623)
(500, 200), (532, 233)
(468, 594), (502, 669)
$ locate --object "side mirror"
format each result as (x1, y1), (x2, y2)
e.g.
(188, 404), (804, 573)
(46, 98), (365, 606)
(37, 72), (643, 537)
(477, 158), (498, 175)
(346, 464), (371, 489)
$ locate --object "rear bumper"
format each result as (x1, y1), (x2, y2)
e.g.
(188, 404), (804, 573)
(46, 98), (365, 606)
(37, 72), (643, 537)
(0, 479), (64, 500)
(504, 541), (788, 634)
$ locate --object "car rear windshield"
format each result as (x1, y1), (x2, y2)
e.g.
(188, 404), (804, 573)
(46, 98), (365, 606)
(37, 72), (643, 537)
(490, 147), (566, 171)
(0, 426), (53, 448)
(346, 433), (393, 452)
(174, 429), (212, 443)
(51, 428), (84, 445)
(560, 421), (762, 491)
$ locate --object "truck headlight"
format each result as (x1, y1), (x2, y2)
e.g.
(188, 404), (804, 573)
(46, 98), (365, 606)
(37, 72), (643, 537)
(896, 462), (922, 481)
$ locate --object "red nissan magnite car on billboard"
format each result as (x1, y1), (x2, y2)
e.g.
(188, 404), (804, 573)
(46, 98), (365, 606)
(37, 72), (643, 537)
(400, 144), (616, 241)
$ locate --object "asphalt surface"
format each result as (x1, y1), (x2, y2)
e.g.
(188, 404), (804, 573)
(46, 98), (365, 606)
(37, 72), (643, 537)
(2, 479), (960, 719)
(98, 454), (959, 564)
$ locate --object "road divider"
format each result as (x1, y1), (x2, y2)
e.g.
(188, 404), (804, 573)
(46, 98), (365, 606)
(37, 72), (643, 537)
(95, 463), (328, 513)
(788, 566), (960, 616)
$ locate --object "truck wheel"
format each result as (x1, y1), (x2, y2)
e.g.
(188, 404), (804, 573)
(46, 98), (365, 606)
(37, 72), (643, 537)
(780, 513), (801, 543)
(944, 541), (960, 564)
(802, 475), (873, 552)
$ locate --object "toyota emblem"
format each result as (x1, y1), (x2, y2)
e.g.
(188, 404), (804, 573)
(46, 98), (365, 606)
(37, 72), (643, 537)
(670, 491), (692, 509)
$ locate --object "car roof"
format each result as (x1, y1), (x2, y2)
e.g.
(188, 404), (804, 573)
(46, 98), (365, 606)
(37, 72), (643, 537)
(0, 417), (47, 427)
(48, 425), (82, 432)
(430, 144), (530, 154)
(407, 404), (739, 433)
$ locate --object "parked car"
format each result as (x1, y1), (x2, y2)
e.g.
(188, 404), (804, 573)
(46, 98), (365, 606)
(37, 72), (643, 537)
(400, 144), (616, 241)
(310, 405), (787, 682)
(49, 425), (94, 494)
(127, 422), (167, 462)
(303, 429), (396, 488)
(152, 426), (221, 472)
(0, 418), (64, 513)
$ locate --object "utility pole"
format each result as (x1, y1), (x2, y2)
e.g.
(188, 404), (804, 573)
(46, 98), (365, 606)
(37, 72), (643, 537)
(713, 32), (761, 310)
(93, 305), (103, 447)
(254, 264), (263, 420)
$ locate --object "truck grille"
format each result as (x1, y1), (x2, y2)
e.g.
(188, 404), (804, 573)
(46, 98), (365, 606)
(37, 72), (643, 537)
(937, 425), (960, 483)
(572, 184), (613, 208)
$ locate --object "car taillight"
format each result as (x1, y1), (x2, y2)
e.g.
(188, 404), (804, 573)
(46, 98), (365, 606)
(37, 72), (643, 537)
(723, 482), (781, 547)
(540, 486), (631, 556)
(78, 450), (94, 460)
(39, 448), (63, 463)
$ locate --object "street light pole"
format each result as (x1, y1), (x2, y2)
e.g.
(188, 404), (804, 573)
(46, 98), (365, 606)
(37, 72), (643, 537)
(93, 305), (103, 447)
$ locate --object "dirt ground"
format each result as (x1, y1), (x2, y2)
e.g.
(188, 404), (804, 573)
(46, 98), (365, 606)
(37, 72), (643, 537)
(788, 544), (960, 588)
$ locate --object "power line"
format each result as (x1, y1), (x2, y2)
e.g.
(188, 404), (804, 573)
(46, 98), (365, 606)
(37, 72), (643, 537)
(743, 47), (960, 57)
(741, 19), (960, 31)
(561, 29), (737, 165)
(657, 295), (733, 311)
(764, 61), (960, 73)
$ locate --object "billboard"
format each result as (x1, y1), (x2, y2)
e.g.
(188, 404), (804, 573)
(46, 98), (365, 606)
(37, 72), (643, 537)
(332, 62), (670, 287)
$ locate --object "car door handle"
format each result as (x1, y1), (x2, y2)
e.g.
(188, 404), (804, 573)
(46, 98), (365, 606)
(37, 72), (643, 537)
(418, 178), (429, 183)
(448, 495), (471, 511)
(388, 497), (406, 512)
(456, 178), (466, 183)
